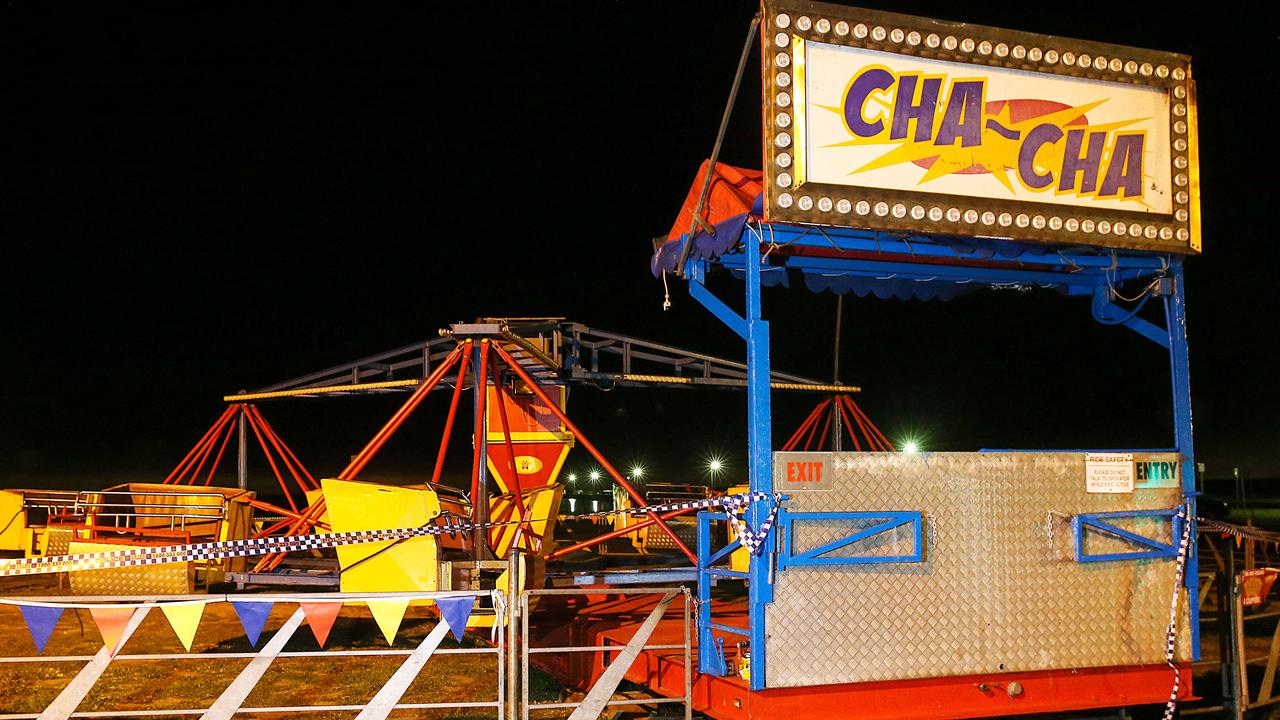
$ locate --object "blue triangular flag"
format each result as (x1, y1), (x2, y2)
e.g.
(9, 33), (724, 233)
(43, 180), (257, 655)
(435, 595), (475, 642)
(19, 605), (64, 654)
(232, 602), (273, 647)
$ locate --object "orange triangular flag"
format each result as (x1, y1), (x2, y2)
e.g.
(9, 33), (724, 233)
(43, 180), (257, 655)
(160, 602), (206, 652)
(89, 607), (136, 655)
(367, 599), (409, 645)
(300, 602), (343, 647)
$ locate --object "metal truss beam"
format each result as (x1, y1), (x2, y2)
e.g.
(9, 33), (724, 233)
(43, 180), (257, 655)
(242, 319), (847, 398)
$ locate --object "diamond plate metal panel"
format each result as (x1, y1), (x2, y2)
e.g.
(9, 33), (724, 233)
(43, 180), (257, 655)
(67, 540), (194, 595)
(766, 452), (1190, 688)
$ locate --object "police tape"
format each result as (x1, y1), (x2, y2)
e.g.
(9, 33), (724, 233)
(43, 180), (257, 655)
(1198, 516), (1280, 545)
(0, 525), (466, 578)
(1161, 505), (1193, 720)
(567, 491), (774, 519)
(0, 492), (782, 578)
(568, 491), (781, 554)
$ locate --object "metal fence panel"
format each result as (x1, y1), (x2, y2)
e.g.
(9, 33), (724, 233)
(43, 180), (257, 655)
(521, 587), (691, 720)
(0, 590), (505, 720)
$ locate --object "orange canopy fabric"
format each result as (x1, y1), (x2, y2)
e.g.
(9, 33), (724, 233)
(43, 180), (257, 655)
(666, 160), (763, 243)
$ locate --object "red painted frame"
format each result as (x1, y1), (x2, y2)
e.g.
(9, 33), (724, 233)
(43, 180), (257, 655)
(528, 592), (1192, 720)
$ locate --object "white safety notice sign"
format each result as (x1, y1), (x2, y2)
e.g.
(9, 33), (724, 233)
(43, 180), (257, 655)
(1086, 452), (1135, 493)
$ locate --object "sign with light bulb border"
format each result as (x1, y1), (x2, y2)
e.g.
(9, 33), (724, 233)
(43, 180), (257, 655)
(761, 0), (1201, 253)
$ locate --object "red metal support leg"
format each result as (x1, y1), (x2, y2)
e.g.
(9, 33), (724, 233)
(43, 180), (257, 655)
(493, 367), (526, 508)
(430, 343), (471, 488)
(493, 369), (528, 548)
(339, 342), (467, 481)
(243, 406), (300, 513)
(256, 343), (468, 573)
(164, 405), (238, 484)
(844, 396), (895, 451)
(469, 341), (491, 517)
(782, 399), (829, 452)
(202, 417), (237, 486)
(250, 405), (317, 492)
(835, 396), (864, 451)
(807, 403), (834, 451)
(492, 344), (697, 564)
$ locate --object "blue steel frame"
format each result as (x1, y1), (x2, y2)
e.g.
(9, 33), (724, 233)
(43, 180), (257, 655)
(681, 221), (1199, 690)
(777, 510), (923, 568)
(1073, 508), (1186, 563)
(696, 510), (750, 675)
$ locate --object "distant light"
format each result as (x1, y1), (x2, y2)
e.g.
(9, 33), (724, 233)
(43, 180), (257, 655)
(568, 498), (576, 513)
(902, 441), (920, 454)
(589, 469), (602, 487)
(591, 500), (599, 513)
(567, 473), (577, 483)
(706, 456), (725, 477)
(629, 464), (646, 479)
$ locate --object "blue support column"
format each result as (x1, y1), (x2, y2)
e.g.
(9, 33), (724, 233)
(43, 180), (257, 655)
(685, 246), (772, 686)
(744, 227), (773, 691)
(1166, 257), (1199, 659)
(695, 511), (721, 674)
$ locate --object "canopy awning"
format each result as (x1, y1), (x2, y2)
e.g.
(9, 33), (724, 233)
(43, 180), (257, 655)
(651, 160), (1170, 303)
(652, 160), (762, 277)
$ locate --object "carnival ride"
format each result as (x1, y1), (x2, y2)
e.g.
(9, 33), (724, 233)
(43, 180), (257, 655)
(0, 1), (1206, 718)
(0, 319), (868, 591)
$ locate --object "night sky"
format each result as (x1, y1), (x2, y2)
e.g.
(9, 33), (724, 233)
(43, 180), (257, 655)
(2, 2), (1275, 495)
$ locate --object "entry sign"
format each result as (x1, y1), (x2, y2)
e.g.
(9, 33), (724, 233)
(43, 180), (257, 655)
(761, 1), (1200, 253)
(774, 452), (834, 491)
(1134, 453), (1180, 489)
(1086, 453), (1134, 494)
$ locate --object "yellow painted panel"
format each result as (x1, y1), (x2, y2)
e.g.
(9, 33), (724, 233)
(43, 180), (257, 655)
(727, 484), (750, 573)
(322, 478), (442, 593)
(488, 484), (564, 557)
(0, 491), (25, 553)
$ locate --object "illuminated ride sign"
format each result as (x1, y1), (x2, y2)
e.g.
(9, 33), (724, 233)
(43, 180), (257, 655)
(762, 1), (1200, 253)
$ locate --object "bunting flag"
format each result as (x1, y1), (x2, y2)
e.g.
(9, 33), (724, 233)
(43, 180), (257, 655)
(89, 607), (136, 655)
(367, 599), (409, 645)
(6, 593), (490, 657)
(435, 595), (475, 642)
(300, 602), (343, 647)
(18, 605), (64, 654)
(160, 602), (206, 652)
(232, 601), (273, 647)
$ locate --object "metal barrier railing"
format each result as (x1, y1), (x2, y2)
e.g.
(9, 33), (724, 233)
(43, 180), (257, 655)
(520, 586), (692, 720)
(28, 490), (233, 534)
(1185, 533), (1280, 718)
(0, 590), (505, 720)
